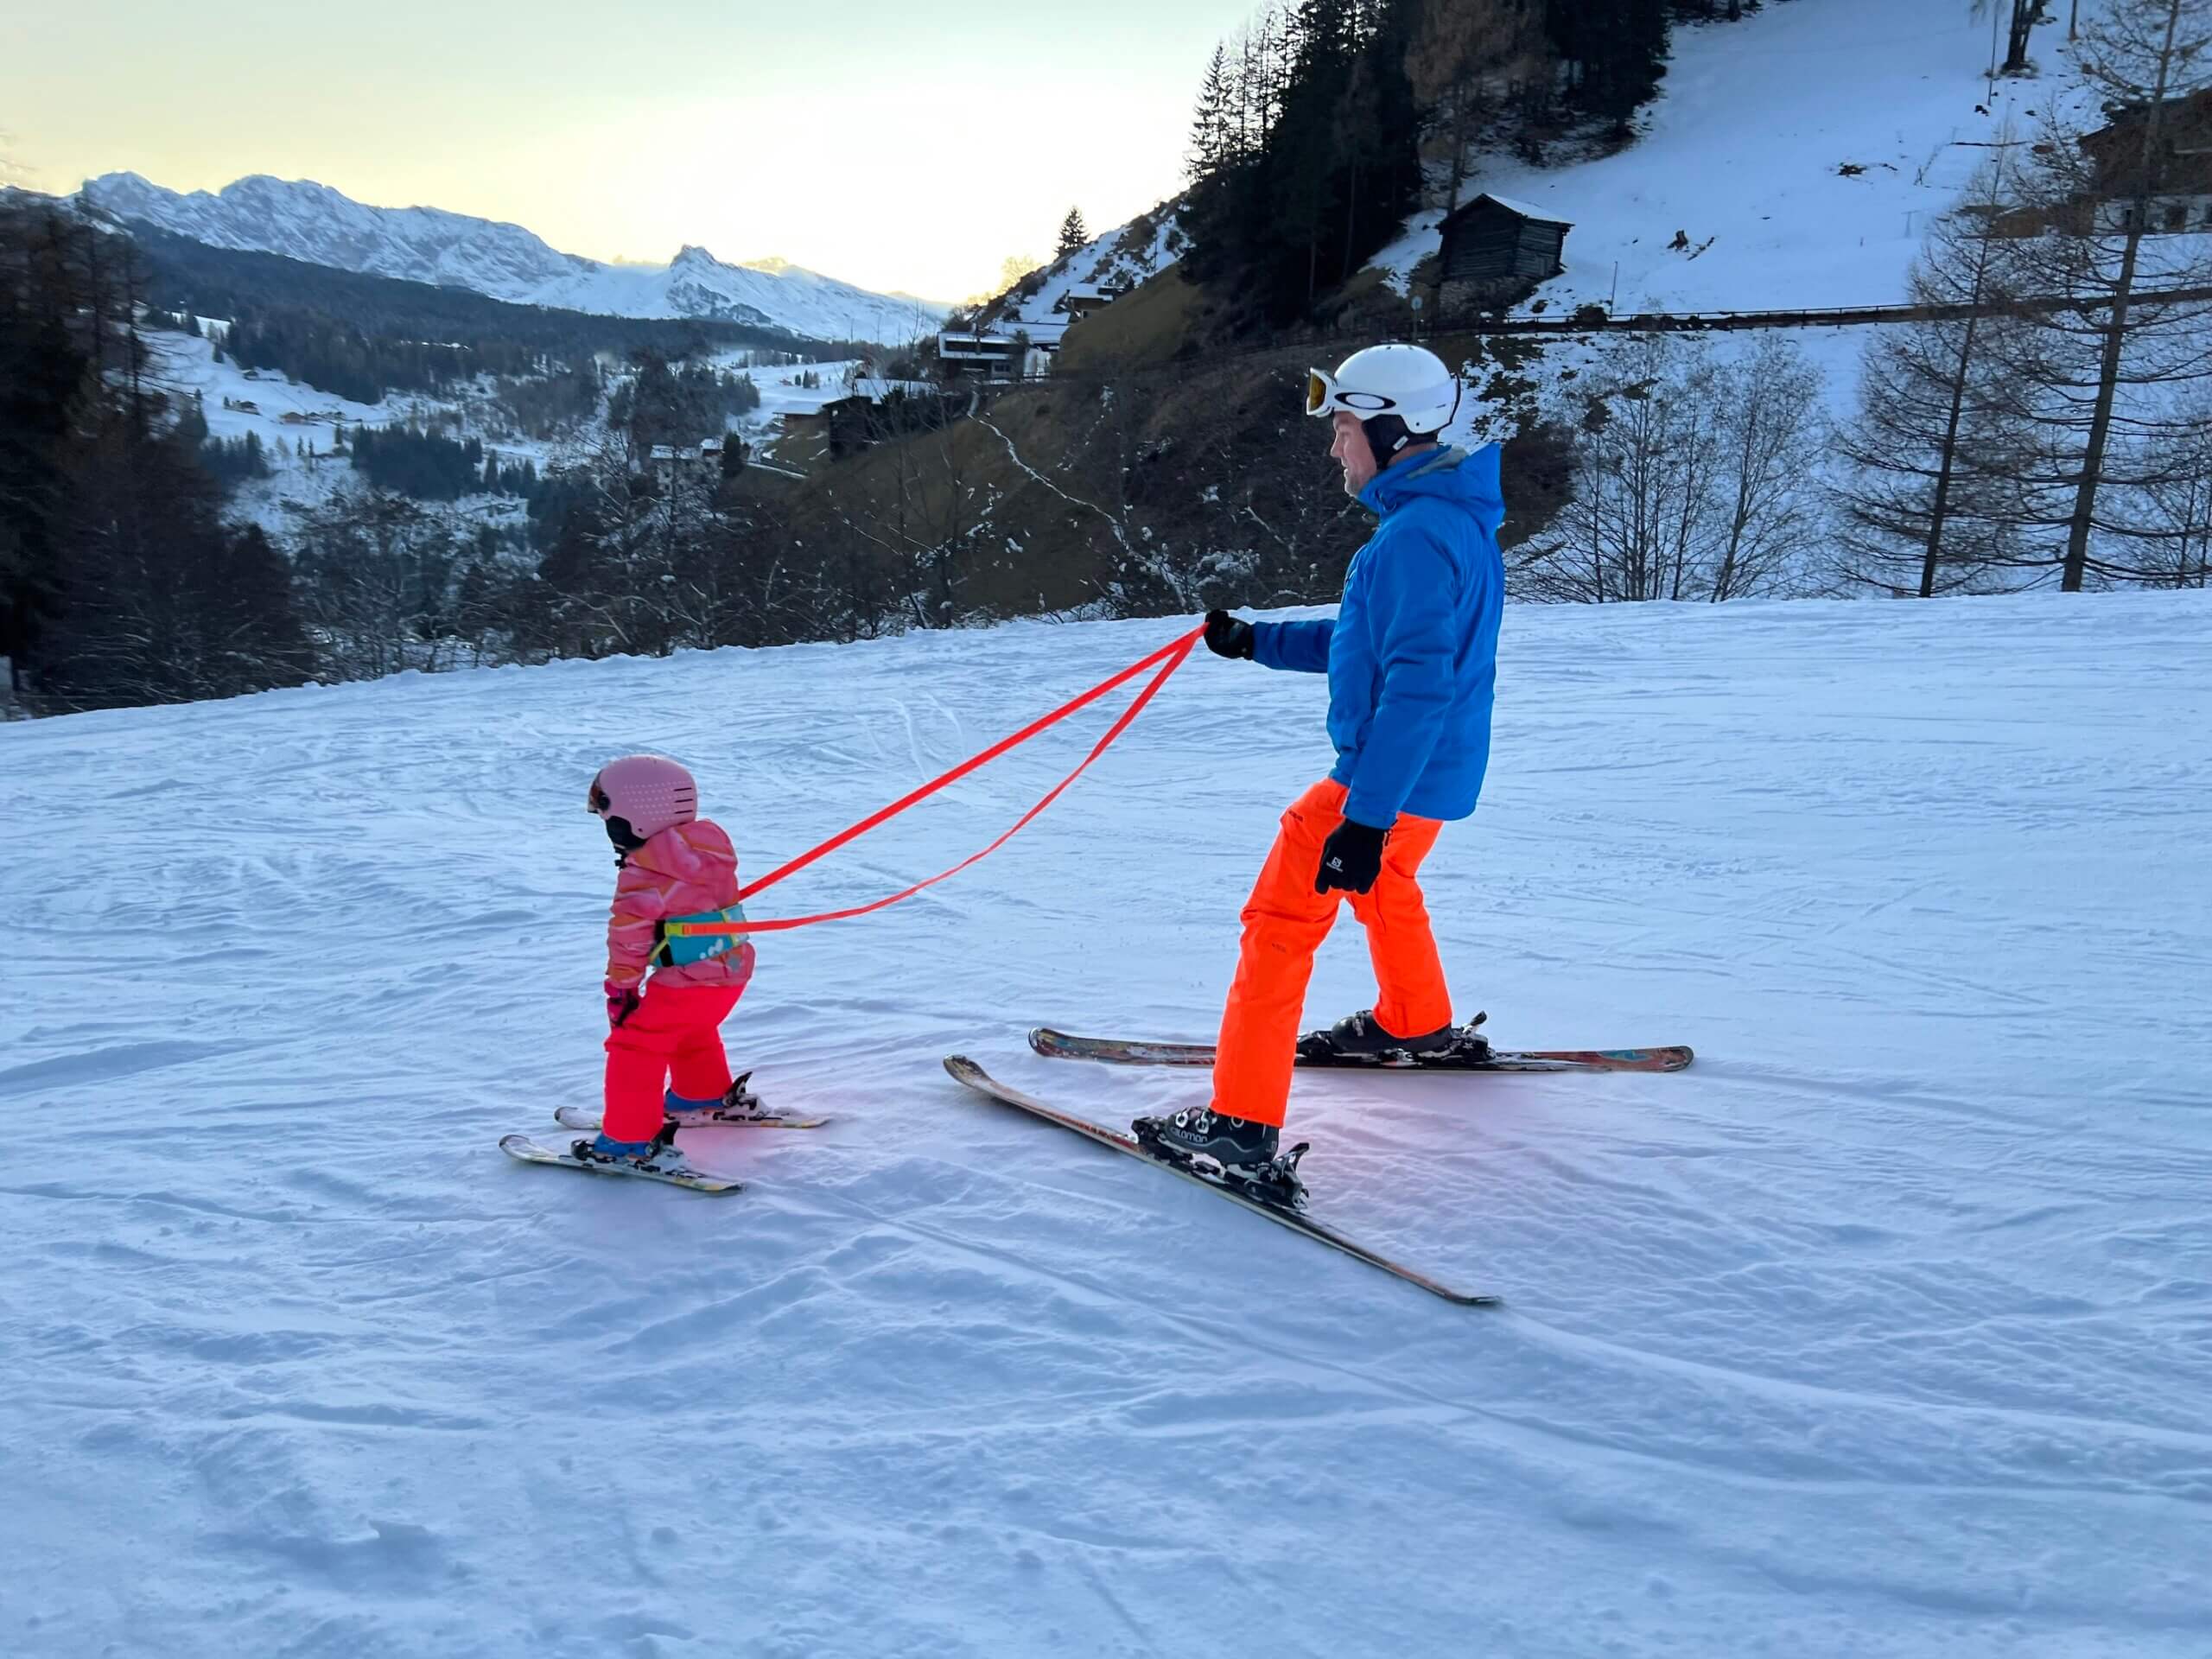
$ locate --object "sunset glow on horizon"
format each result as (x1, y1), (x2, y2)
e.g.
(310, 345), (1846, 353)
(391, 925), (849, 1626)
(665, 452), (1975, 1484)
(5, 0), (1250, 299)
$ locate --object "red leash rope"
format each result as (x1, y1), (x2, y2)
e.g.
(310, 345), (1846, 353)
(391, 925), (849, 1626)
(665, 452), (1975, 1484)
(667, 626), (1205, 937)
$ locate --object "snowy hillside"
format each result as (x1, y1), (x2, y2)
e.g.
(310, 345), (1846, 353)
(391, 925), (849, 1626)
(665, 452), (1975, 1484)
(138, 328), (861, 535)
(155, 329), (390, 448)
(987, 206), (1187, 350)
(85, 172), (949, 346)
(5, 591), (2210, 1656)
(1378, 0), (2065, 316)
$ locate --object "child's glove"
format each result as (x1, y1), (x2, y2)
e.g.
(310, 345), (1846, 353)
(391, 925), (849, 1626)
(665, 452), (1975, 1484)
(605, 978), (642, 1029)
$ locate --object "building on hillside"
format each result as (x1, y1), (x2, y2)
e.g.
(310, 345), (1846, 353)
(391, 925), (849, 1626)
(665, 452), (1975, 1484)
(823, 385), (963, 459)
(778, 410), (830, 461)
(1433, 193), (1573, 310)
(772, 374), (957, 466)
(935, 329), (1057, 378)
(936, 331), (1021, 375)
(648, 440), (728, 488)
(2081, 90), (2212, 233)
(1052, 284), (1115, 321)
(1991, 93), (2212, 238)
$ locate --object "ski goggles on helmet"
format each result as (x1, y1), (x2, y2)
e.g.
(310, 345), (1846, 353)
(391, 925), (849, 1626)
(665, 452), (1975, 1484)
(587, 777), (612, 815)
(1306, 367), (1404, 419)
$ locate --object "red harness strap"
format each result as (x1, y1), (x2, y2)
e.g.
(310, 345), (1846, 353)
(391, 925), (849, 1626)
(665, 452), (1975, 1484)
(665, 626), (1205, 937)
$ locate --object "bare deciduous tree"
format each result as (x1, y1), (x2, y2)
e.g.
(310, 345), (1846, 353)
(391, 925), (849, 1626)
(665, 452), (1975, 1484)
(1521, 334), (1827, 603)
(1989, 0), (2212, 588)
(1833, 161), (2038, 595)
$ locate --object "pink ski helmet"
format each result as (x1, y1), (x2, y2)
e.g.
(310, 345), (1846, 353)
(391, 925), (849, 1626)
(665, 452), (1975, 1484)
(587, 754), (698, 843)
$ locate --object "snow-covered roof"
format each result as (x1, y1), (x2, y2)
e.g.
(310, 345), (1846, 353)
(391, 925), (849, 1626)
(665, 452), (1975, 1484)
(1470, 193), (1574, 227)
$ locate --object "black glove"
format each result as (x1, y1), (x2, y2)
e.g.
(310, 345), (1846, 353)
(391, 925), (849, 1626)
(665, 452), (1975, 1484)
(1204, 609), (1256, 660)
(1315, 817), (1388, 895)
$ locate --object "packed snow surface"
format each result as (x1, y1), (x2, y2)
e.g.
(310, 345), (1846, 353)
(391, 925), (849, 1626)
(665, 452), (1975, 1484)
(4, 592), (2210, 1656)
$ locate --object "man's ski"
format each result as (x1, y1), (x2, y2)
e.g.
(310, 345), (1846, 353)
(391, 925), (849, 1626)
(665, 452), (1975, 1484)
(499, 1134), (742, 1193)
(552, 1104), (830, 1133)
(1029, 1026), (1693, 1074)
(943, 1056), (1497, 1306)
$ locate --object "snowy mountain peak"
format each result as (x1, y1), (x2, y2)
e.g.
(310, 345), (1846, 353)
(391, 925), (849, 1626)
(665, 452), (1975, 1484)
(81, 171), (947, 346)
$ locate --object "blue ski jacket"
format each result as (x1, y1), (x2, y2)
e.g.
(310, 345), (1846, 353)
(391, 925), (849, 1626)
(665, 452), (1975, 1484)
(1250, 443), (1505, 828)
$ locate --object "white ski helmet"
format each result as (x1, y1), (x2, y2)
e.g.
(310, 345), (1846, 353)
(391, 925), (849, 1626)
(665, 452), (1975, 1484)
(1306, 342), (1460, 458)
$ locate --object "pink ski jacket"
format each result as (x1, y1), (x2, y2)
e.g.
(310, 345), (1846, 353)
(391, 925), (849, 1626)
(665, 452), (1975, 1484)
(605, 818), (759, 993)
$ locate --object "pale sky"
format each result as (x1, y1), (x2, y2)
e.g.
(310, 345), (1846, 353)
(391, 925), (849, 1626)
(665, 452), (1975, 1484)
(3, 1), (1252, 300)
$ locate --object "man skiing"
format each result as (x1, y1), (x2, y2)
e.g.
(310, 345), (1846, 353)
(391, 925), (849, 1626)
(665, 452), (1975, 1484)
(1134, 342), (1506, 1199)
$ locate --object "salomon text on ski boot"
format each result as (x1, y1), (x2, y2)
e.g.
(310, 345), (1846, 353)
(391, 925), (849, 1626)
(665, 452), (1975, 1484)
(1132, 1106), (1308, 1206)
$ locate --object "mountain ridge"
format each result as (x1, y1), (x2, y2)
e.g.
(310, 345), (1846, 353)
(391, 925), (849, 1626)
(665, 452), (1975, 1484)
(83, 170), (948, 346)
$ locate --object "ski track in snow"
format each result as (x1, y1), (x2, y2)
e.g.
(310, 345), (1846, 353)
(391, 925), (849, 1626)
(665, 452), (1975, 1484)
(3, 594), (2209, 1656)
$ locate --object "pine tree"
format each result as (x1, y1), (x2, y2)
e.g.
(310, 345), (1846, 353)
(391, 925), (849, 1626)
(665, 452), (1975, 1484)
(1057, 207), (1090, 258)
(1187, 43), (1235, 180)
(1547, 0), (1669, 130)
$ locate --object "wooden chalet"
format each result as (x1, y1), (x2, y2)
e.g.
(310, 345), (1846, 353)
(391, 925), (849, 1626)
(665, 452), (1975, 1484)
(1434, 193), (1573, 308)
(1990, 92), (2212, 239)
(2082, 90), (2212, 234)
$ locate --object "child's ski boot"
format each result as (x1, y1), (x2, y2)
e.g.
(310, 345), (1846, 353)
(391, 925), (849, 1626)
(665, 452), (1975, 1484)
(661, 1072), (779, 1128)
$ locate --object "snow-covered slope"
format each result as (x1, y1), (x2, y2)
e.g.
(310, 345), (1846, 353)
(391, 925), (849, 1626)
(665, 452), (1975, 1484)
(4, 593), (2209, 1656)
(85, 171), (948, 346)
(1378, 0), (2064, 316)
(975, 204), (1185, 350)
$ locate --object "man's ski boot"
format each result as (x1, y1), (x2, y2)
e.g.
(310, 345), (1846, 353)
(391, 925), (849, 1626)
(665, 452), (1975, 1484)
(662, 1071), (774, 1128)
(1131, 1106), (1310, 1208)
(1299, 1009), (1487, 1065)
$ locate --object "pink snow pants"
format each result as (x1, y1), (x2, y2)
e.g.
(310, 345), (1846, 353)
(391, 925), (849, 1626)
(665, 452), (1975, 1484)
(603, 982), (746, 1143)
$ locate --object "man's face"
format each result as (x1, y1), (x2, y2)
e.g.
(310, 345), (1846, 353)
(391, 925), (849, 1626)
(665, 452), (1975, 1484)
(1330, 411), (1379, 497)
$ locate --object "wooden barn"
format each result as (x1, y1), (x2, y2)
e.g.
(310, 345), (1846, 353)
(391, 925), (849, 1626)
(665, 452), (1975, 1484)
(1435, 193), (1573, 309)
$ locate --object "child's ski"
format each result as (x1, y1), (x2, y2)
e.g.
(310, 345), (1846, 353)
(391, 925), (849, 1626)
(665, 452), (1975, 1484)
(944, 1056), (1497, 1306)
(499, 1135), (743, 1193)
(1029, 1026), (1694, 1074)
(553, 1104), (830, 1133)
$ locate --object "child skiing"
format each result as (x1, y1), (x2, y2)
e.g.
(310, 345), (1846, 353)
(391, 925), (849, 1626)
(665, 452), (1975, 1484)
(578, 753), (759, 1168)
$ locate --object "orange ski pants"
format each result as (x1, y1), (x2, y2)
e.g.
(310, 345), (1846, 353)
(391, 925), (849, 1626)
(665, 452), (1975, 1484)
(1213, 779), (1452, 1128)
(603, 982), (746, 1142)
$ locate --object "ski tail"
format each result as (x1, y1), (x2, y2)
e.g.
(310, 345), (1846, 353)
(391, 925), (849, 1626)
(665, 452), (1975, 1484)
(1029, 1027), (1693, 1074)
